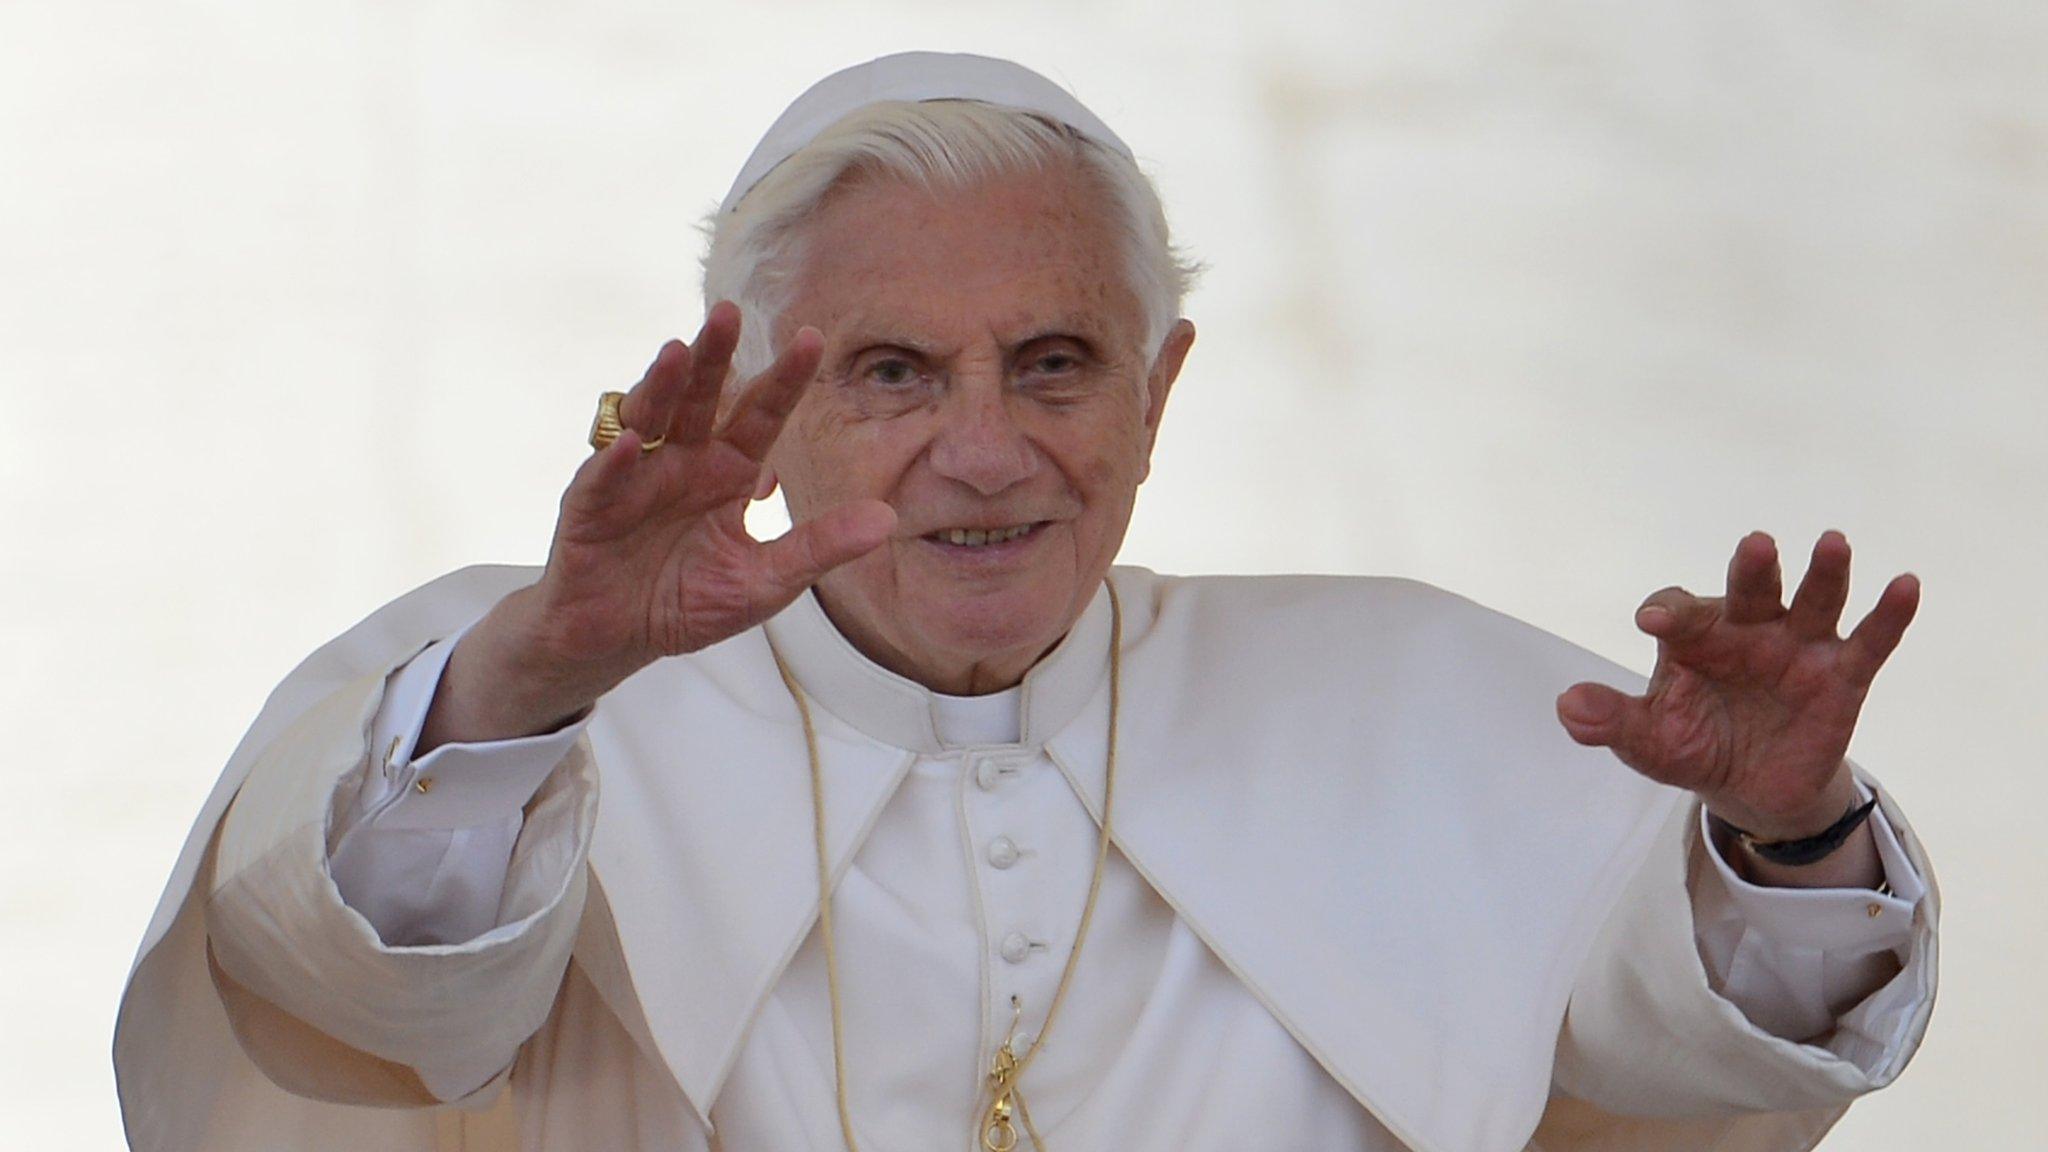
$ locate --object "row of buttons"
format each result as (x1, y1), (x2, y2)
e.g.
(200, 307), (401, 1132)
(992, 835), (1032, 964)
(966, 752), (1043, 972)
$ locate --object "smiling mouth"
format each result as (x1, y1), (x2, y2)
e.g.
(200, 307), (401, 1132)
(923, 523), (1042, 548)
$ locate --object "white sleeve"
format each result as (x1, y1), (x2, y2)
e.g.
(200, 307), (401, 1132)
(329, 626), (591, 948)
(204, 653), (599, 1106)
(1548, 780), (1936, 1131)
(1692, 781), (1926, 1053)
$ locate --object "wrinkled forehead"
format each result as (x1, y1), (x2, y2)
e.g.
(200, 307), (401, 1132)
(787, 165), (1149, 352)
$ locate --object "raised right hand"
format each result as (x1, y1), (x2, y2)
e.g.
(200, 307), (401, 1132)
(421, 302), (896, 748)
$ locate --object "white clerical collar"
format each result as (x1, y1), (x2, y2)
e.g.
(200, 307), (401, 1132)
(763, 583), (1113, 755)
(931, 687), (1022, 747)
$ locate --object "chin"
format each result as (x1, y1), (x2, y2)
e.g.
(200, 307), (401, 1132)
(923, 590), (1063, 647)
(910, 581), (1075, 662)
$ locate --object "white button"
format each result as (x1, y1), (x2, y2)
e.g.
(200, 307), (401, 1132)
(987, 837), (1021, 869)
(999, 933), (1033, 964)
(974, 756), (1007, 791)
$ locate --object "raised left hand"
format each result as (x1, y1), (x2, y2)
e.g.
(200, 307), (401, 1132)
(1556, 531), (1920, 842)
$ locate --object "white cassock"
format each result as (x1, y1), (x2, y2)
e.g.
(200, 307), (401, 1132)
(114, 566), (1937, 1152)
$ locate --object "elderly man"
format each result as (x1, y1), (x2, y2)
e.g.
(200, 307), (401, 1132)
(116, 53), (1934, 1152)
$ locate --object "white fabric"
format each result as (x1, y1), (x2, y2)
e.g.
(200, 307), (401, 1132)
(330, 609), (1923, 1140)
(719, 51), (1136, 215)
(929, 684), (1023, 745)
(115, 566), (1941, 1152)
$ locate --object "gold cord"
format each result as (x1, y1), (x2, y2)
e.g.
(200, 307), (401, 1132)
(770, 582), (1123, 1152)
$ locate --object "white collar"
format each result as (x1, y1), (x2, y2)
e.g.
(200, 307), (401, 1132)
(930, 687), (1022, 746)
(762, 584), (1113, 756)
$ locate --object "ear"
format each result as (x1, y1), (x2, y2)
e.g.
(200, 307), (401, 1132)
(1139, 319), (1195, 482)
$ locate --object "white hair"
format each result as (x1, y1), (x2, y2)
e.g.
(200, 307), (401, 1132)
(700, 99), (1201, 382)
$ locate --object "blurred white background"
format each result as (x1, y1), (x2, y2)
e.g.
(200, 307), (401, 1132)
(3, 0), (2042, 1147)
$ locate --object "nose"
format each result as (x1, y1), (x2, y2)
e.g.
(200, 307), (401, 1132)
(927, 379), (1039, 496)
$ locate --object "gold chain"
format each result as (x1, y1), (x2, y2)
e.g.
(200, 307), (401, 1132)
(770, 583), (1123, 1152)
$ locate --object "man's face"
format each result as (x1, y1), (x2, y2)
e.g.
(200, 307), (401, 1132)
(766, 161), (1193, 694)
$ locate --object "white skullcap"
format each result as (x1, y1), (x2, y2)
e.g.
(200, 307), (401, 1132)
(719, 51), (1134, 216)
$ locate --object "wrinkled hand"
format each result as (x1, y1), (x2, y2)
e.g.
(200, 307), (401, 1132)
(424, 303), (895, 747)
(535, 302), (894, 670)
(1555, 531), (1919, 841)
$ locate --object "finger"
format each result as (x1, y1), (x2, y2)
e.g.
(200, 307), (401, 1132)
(717, 326), (826, 462)
(1634, 586), (1720, 645)
(561, 428), (657, 527)
(1556, 682), (1662, 770)
(750, 499), (898, 605)
(1839, 572), (1921, 687)
(673, 302), (741, 445)
(619, 340), (692, 441)
(1786, 530), (1853, 639)
(1723, 531), (1784, 625)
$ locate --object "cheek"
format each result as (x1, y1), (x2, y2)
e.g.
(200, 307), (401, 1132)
(777, 406), (924, 516)
(1068, 405), (1152, 493)
(1042, 425), (1148, 560)
(773, 418), (849, 518)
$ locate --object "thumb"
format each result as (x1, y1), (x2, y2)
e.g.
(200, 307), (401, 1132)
(753, 500), (898, 603)
(1556, 682), (1647, 754)
(1556, 682), (1688, 788)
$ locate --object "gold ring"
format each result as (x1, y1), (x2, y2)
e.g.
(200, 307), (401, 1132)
(589, 391), (665, 453)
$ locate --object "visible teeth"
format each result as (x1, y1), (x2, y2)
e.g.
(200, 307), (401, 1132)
(942, 524), (1033, 547)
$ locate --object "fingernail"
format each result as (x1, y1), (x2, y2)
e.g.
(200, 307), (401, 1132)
(1636, 606), (1673, 628)
(1558, 692), (1610, 724)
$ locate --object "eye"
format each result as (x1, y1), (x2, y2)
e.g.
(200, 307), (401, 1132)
(857, 353), (927, 390)
(1018, 340), (1089, 380)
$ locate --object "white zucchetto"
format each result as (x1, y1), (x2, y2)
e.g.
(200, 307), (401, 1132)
(719, 51), (1135, 215)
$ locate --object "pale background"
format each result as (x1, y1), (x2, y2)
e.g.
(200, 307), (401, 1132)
(2, 0), (2041, 1147)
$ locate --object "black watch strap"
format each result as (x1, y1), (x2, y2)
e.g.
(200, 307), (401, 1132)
(1710, 797), (1880, 867)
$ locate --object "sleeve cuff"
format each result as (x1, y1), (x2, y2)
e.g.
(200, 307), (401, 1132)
(364, 624), (592, 832)
(1700, 780), (1926, 953)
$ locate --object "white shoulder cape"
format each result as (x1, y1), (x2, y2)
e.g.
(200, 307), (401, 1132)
(115, 565), (1934, 1152)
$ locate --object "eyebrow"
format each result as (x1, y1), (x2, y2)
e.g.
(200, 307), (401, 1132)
(828, 310), (1118, 358)
(997, 312), (1114, 345)
(831, 318), (944, 358)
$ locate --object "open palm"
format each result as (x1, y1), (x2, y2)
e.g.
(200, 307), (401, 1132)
(1557, 531), (1920, 840)
(529, 302), (895, 683)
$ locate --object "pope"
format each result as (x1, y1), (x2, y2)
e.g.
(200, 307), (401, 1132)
(115, 53), (1935, 1152)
